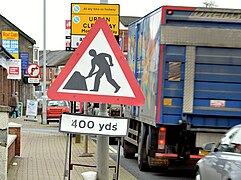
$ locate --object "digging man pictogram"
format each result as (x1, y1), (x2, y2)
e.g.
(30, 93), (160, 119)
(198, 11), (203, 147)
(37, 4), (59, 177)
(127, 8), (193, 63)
(87, 49), (121, 93)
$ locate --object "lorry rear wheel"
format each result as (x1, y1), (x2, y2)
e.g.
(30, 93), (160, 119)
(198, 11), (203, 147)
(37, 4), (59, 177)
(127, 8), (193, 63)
(138, 148), (149, 171)
(138, 132), (149, 171)
(123, 141), (135, 159)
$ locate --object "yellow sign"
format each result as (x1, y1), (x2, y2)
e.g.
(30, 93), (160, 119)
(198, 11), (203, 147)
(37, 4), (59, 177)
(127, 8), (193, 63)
(72, 15), (119, 35)
(71, 3), (119, 36)
(11, 54), (19, 59)
(72, 3), (119, 15)
(2, 31), (19, 59)
(2, 31), (19, 40)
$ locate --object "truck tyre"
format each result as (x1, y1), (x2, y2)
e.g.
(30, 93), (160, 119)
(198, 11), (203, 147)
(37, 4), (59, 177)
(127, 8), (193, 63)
(123, 141), (135, 159)
(138, 128), (149, 171)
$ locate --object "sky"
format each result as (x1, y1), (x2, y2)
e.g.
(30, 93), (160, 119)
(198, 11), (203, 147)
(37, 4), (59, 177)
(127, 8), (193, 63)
(1, 0), (241, 50)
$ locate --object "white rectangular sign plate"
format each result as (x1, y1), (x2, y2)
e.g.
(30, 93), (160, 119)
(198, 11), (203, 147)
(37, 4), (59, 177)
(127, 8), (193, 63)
(28, 78), (39, 83)
(59, 113), (128, 136)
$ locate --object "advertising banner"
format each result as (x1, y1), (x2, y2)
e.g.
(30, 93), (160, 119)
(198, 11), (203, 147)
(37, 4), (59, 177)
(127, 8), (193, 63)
(26, 99), (38, 117)
(20, 52), (29, 75)
(2, 31), (19, 59)
(7, 59), (21, 79)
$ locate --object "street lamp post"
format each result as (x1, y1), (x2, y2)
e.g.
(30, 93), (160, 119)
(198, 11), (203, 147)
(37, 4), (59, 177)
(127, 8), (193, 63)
(42, 0), (47, 124)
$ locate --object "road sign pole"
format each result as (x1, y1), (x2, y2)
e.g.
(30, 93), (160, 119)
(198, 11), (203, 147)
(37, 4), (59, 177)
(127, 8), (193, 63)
(97, 103), (109, 180)
(97, 1), (109, 180)
(68, 102), (75, 180)
(115, 138), (121, 180)
(63, 134), (69, 180)
(100, 0), (108, 3)
(79, 102), (93, 157)
(42, 0), (47, 124)
(84, 102), (89, 154)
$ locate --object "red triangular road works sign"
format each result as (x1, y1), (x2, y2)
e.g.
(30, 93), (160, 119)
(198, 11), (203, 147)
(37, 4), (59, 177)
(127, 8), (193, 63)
(47, 18), (145, 106)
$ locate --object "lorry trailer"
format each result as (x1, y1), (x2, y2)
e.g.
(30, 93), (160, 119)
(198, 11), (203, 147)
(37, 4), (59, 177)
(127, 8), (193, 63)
(123, 6), (241, 171)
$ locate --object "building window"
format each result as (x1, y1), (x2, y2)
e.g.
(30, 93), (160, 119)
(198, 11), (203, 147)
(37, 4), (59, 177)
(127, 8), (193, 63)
(54, 68), (59, 77)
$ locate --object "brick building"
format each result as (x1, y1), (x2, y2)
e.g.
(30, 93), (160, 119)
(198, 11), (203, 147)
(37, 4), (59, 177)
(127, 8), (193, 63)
(0, 14), (36, 111)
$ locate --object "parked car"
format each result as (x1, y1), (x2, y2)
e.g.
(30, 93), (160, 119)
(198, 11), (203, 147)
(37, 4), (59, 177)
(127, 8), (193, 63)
(46, 100), (70, 124)
(196, 124), (241, 180)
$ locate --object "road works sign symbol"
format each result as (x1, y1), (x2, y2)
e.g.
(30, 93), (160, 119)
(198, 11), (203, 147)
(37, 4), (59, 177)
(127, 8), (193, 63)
(63, 49), (121, 94)
(47, 18), (145, 106)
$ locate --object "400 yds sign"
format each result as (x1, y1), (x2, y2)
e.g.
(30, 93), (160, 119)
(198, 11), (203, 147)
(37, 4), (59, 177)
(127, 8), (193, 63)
(59, 113), (128, 136)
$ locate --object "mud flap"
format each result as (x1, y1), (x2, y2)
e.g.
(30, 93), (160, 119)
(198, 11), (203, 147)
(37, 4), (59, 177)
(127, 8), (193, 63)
(177, 121), (192, 159)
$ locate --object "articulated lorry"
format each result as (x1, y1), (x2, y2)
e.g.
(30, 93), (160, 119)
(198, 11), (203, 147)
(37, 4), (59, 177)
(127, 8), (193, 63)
(123, 6), (241, 171)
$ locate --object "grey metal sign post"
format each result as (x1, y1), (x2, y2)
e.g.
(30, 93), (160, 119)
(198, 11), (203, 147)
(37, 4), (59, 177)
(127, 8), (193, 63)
(99, 1), (113, 179)
(97, 103), (109, 180)
(59, 113), (128, 180)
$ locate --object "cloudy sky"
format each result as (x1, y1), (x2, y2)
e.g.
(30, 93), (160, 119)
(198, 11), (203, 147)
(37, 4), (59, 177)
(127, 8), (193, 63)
(1, 0), (241, 50)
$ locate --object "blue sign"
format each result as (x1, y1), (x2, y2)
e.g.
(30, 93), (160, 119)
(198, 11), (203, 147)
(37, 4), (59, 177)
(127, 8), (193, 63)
(2, 39), (18, 54)
(20, 52), (29, 75)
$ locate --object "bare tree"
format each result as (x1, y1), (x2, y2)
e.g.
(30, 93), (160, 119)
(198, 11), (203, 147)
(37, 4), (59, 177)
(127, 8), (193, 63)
(203, 0), (218, 8)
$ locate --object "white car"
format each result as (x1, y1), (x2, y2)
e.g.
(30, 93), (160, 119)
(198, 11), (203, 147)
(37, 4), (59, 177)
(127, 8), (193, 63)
(196, 124), (241, 180)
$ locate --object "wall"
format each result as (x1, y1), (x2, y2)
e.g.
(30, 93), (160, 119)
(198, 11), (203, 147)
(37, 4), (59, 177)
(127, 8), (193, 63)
(0, 16), (35, 112)
(0, 106), (10, 180)
(8, 123), (21, 156)
(0, 67), (17, 106)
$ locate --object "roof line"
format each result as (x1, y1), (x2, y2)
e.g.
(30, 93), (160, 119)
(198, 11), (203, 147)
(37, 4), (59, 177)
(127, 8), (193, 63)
(0, 45), (15, 59)
(0, 14), (36, 44)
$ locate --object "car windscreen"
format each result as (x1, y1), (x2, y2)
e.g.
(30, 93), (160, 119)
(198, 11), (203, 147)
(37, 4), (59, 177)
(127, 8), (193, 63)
(217, 126), (241, 154)
(231, 128), (241, 144)
(47, 101), (68, 107)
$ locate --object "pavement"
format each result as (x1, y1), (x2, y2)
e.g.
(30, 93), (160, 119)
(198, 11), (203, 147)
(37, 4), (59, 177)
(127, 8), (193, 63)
(7, 116), (136, 180)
